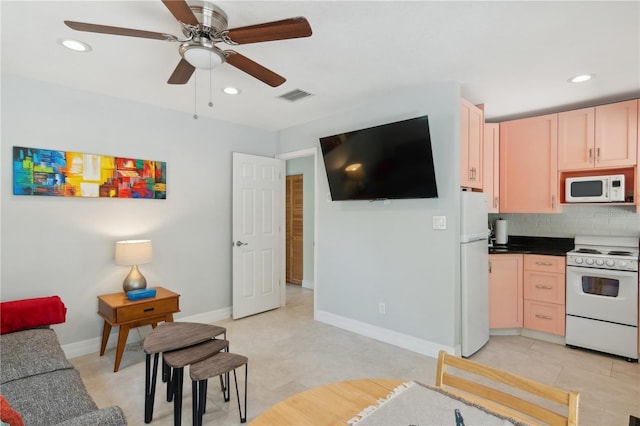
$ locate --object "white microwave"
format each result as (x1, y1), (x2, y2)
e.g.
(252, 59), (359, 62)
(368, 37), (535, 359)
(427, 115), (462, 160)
(565, 174), (625, 203)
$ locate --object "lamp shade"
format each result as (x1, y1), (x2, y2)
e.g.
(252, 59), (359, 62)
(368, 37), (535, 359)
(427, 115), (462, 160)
(115, 240), (152, 266)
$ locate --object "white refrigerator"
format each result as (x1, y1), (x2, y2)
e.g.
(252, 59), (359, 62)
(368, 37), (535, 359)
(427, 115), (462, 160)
(460, 191), (489, 357)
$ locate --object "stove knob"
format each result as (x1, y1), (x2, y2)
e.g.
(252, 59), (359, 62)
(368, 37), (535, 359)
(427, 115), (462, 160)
(574, 257), (583, 264)
(585, 258), (594, 265)
(606, 260), (615, 267)
(595, 259), (604, 266)
(619, 261), (628, 268)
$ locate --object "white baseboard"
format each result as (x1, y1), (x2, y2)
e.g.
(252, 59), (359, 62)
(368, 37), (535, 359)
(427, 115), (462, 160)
(315, 309), (454, 358)
(63, 307), (232, 359)
(301, 279), (314, 290)
(489, 327), (566, 346)
(489, 328), (521, 336)
(521, 328), (566, 345)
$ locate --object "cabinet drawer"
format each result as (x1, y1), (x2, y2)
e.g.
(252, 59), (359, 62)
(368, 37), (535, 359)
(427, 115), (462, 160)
(524, 254), (565, 273)
(524, 300), (565, 336)
(523, 271), (565, 304)
(116, 297), (178, 323)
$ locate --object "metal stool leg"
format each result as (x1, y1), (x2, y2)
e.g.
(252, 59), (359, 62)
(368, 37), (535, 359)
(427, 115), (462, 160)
(203, 379), (208, 413)
(173, 367), (184, 426)
(197, 379), (207, 426)
(191, 380), (199, 426)
(232, 363), (248, 423)
(224, 371), (230, 401)
(167, 364), (174, 402)
(144, 353), (159, 423)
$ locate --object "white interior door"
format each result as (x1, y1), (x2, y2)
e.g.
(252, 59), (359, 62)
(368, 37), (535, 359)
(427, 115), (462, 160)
(232, 152), (283, 319)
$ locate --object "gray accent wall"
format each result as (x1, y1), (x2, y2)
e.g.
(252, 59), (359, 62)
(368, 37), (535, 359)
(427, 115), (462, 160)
(1, 75), (278, 347)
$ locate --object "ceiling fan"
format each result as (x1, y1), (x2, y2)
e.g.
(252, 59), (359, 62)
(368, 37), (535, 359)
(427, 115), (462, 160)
(64, 0), (312, 87)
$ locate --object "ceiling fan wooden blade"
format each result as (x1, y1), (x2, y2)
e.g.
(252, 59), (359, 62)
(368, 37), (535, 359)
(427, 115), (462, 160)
(167, 59), (195, 84)
(64, 21), (178, 41)
(161, 0), (199, 26)
(225, 51), (286, 87)
(224, 17), (312, 45)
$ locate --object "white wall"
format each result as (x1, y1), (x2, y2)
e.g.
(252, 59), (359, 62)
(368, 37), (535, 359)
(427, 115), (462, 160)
(278, 82), (463, 355)
(1, 75), (278, 350)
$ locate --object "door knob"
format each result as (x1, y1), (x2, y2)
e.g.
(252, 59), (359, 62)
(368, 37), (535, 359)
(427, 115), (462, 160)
(235, 241), (248, 247)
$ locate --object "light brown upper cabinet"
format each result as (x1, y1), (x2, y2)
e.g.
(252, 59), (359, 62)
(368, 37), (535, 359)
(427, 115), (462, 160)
(558, 99), (638, 171)
(500, 114), (559, 213)
(460, 99), (484, 190)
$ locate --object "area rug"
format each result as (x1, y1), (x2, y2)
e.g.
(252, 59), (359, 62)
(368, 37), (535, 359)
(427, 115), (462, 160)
(348, 381), (529, 426)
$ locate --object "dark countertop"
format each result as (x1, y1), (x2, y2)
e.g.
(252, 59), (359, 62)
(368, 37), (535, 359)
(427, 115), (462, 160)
(488, 235), (574, 256)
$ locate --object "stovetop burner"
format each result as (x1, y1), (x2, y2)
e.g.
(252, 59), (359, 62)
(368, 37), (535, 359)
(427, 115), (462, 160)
(576, 248), (601, 254)
(608, 250), (633, 256)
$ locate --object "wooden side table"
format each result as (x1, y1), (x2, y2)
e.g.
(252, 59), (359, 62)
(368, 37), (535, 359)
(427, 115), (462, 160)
(98, 286), (180, 372)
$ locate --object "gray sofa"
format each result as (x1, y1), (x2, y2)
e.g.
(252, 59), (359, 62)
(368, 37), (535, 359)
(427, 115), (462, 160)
(0, 328), (126, 425)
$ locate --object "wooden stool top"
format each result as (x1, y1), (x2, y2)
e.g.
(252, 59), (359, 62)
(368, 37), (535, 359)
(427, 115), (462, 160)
(163, 339), (229, 368)
(190, 352), (248, 381)
(143, 322), (226, 354)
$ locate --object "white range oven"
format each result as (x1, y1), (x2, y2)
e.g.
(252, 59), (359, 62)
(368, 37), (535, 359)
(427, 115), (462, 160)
(565, 235), (638, 361)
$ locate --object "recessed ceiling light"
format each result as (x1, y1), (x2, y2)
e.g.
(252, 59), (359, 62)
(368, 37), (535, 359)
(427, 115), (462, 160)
(222, 87), (240, 95)
(569, 74), (594, 83)
(59, 38), (92, 52)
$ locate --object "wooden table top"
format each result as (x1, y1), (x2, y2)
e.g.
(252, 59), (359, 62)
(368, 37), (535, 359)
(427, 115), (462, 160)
(97, 286), (178, 307)
(250, 378), (404, 426)
(143, 321), (226, 354)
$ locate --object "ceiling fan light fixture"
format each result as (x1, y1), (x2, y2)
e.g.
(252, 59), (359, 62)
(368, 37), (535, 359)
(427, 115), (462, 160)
(59, 38), (92, 52)
(181, 45), (225, 70)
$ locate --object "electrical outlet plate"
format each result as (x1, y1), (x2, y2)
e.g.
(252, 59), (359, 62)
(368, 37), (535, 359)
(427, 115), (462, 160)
(432, 216), (446, 230)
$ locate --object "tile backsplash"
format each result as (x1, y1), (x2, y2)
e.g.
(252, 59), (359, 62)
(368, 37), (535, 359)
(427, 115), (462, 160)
(489, 205), (640, 238)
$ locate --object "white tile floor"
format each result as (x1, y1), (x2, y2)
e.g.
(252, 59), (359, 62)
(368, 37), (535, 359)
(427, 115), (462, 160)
(71, 285), (639, 425)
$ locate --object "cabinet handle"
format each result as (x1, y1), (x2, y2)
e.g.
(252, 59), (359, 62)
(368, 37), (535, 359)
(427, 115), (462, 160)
(535, 284), (553, 289)
(588, 148), (593, 163)
(535, 314), (552, 320)
(143, 307), (155, 312)
(488, 261), (492, 273)
(535, 261), (553, 266)
(495, 196), (499, 209)
(551, 195), (556, 209)
(596, 147), (601, 162)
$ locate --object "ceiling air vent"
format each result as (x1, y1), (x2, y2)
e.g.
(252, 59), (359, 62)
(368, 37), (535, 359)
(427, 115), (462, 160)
(278, 89), (313, 102)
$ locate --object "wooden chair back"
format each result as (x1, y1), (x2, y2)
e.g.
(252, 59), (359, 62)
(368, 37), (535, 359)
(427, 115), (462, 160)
(435, 350), (579, 426)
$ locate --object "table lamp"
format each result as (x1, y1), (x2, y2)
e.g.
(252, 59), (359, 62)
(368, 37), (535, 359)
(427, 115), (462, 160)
(115, 239), (152, 292)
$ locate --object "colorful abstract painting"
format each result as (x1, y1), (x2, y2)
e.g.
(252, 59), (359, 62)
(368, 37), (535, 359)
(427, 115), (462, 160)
(13, 146), (166, 199)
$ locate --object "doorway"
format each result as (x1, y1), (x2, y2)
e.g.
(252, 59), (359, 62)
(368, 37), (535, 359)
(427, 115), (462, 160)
(277, 148), (317, 311)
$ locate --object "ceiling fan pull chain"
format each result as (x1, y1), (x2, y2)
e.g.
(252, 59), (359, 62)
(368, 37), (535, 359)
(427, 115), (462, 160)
(208, 57), (214, 107)
(193, 72), (198, 120)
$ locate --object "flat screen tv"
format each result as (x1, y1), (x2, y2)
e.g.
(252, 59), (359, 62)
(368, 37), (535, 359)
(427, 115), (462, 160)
(319, 115), (438, 201)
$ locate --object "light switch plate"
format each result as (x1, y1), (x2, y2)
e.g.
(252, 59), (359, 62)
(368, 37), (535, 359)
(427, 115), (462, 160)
(432, 216), (446, 230)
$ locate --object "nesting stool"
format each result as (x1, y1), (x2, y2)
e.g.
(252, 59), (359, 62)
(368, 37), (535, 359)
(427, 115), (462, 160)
(190, 352), (249, 425)
(143, 322), (226, 423)
(163, 339), (229, 426)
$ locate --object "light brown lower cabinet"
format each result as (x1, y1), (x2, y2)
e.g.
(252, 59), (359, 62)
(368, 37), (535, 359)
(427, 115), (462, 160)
(523, 255), (566, 336)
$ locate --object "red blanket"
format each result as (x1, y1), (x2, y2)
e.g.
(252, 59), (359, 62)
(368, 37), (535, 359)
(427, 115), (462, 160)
(0, 296), (67, 334)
